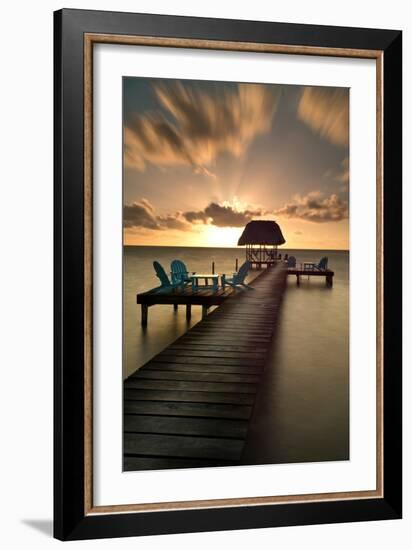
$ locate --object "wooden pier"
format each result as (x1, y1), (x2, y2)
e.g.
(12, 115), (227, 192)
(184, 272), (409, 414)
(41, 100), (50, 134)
(287, 267), (334, 287)
(137, 285), (238, 326)
(124, 266), (287, 471)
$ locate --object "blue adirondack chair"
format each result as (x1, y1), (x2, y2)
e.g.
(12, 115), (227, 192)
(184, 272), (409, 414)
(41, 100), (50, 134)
(287, 256), (296, 268)
(222, 261), (252, 290)
(170, 260), (193, 286)
(313, 257), (328, 271)
(153, 261), (182, 291)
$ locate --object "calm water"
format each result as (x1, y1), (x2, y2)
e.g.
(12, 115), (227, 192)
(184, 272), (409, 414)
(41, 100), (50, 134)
(242, 249), (349, 464)
(124, 246), (349, 464)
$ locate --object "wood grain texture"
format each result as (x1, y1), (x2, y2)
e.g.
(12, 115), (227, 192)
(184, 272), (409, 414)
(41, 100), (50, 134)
(85, 33), (381, 59)
(124, 414), (248, 438)
(124, 433), (244, 460)
(145, 362), (264, 375)
(124, 400), (253, 420)
(132, 370), (260, 384)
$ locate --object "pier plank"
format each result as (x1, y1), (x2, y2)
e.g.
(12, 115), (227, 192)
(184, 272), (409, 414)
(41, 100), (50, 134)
(123, 456), (231, 471)
(182, 335), (272, 344)
(125, 378), (258, 394)
(124, 388), (255, 405)
(124, 400), (252, 419)
(166, 348), (266, 356)
(194, 324), (273, 333)
(153, 355), (265, 367)
(145, 362), (264, 375)
(124, 414), (248, 439)
(124, 433), (243, 461)
(132, 369), (260, 384)
(155, 349), (266, 359)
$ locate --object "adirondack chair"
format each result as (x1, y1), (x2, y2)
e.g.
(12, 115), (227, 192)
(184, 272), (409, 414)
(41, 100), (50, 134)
(170, 259), (193, 286)
(153, 261), (182, 291)
(313, 257), (328, 271)
(221, 261), (252, 290)
(287, 256), (296, 268)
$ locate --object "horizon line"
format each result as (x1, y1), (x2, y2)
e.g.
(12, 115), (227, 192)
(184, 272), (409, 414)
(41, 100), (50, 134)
(124, 244), (349, 252)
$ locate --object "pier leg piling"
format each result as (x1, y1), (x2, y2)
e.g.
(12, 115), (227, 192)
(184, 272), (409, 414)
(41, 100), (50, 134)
(296, 274), (300, 286)
(186, 304), (192, 321)
(141, 304), (148, 327)
(202, 305), (209, 319)
(173, 304), (178, 311)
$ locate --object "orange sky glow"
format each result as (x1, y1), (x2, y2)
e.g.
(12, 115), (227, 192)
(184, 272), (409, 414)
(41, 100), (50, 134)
(123, 78), (349, 250)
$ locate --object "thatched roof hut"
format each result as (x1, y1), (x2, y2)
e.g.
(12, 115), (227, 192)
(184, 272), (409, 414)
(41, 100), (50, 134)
(238, 220), (285, 246)
(238, 220), (285, 268)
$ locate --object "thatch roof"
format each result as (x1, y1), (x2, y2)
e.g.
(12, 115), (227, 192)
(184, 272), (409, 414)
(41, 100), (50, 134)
(238, 220), (286, 246)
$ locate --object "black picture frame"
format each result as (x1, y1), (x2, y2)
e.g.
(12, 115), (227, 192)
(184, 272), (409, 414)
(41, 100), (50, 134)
(54, 8), (402, 541)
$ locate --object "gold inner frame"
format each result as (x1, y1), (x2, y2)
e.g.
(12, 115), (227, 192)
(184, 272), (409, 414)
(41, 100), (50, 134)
(83, 33), (384, 515)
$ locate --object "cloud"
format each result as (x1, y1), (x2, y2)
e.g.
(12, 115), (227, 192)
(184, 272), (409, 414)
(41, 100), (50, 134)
(124, 199), (265, 231)
(183, 202), (262, 227)
(336, 157), (349, 181)
(124, 199), (159, 229)
(274, 191), (349, 223)
(124, 199), (190, 231)
(298, 87), (349, 146)
(335, 157), (349, 191)
(194, 166), (217, 179)
(323, 157), (349, 192)
(125, 82), (279, 174)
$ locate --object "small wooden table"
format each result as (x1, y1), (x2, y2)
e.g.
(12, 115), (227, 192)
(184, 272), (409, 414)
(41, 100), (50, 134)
(191, 273), (219, 291)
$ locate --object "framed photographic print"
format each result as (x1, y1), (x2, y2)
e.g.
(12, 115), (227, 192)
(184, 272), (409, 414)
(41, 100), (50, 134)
(54, 8), (402, 540)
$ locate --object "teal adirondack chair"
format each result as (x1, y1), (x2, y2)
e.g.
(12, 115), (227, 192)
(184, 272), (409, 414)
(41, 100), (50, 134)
(222, 261), (252, 290)
(170, 260), (193, 286)
(313, 257), (328, 271)
(287, 256), (296, 268)
(153, 261), (182, 291)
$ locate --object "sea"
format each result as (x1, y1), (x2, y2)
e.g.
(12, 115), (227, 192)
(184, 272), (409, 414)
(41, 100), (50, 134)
(124, 246), (349, 463)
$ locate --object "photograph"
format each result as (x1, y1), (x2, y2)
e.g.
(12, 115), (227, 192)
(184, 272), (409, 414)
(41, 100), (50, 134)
(122, 76), (350, 471)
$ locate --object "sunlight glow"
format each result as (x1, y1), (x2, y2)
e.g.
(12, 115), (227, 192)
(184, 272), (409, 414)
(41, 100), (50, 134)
(204, 225), (244, 248)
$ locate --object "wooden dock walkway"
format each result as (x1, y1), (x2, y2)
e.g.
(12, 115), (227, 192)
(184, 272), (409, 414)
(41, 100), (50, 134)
(137, 284), (238, 326)
(287, 267), (334, 286)
(124, 265), (287, 471)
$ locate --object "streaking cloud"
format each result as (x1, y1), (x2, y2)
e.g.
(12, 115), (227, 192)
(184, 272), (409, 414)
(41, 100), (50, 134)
(125, 82), (279, 174)
(298, 87), (349, 146)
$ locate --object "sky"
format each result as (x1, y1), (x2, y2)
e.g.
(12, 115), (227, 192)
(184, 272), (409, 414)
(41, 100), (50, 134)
(123, 77), (349, 250)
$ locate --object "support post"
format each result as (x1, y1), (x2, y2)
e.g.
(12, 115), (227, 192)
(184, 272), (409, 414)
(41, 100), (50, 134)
(202, 305), (208, 319)
(173, 304), (178, 311)
(212, 261), (215, 274)
(141, 304), (148, 326)
(296, 274), (300, 286)
(186, 304), (192, 320)
(326, 274), (333, 287)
